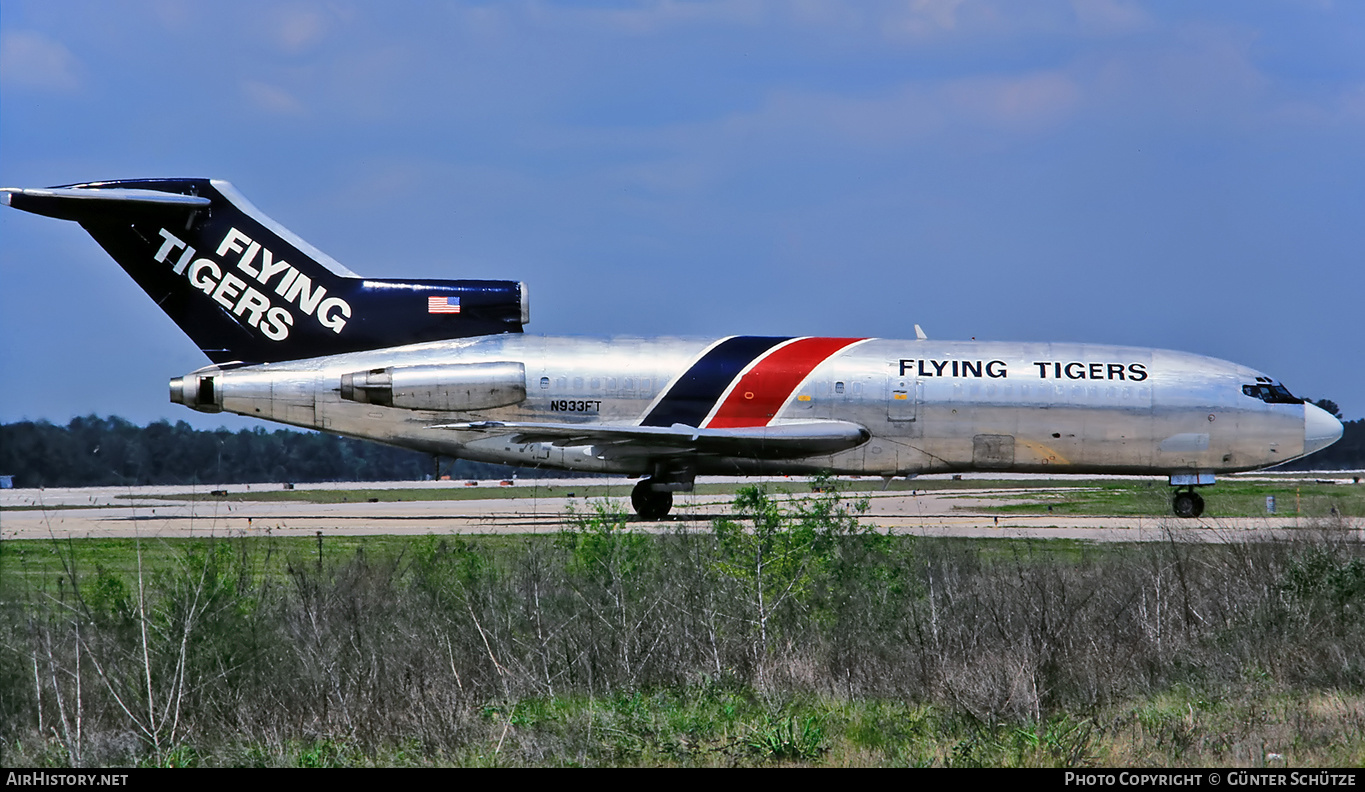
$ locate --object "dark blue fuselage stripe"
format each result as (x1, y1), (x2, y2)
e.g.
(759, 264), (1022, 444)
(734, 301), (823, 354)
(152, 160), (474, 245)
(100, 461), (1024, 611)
(642, 336), (792, 428)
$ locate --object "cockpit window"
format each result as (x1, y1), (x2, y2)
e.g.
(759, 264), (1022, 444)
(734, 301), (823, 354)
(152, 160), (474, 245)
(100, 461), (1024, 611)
(1242, 382), (1304, 405)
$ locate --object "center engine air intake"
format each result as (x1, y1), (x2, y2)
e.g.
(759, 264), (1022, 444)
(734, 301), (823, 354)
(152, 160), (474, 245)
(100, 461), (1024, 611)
(340, 362), (527, 412)
(169, 373), (223, 413)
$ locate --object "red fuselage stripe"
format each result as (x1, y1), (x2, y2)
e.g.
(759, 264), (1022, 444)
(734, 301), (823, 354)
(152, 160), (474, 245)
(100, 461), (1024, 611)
(705, 337), (866, 428)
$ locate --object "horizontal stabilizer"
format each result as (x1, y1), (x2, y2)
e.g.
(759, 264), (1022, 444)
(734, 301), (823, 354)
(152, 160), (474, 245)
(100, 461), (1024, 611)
(2, 186), (211, 222)
(4, 178), (528, 364)
(430, 419), (870, 459)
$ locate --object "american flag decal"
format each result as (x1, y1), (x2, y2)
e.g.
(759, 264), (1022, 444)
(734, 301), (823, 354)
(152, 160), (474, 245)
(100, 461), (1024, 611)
(427, 296), (461, 314)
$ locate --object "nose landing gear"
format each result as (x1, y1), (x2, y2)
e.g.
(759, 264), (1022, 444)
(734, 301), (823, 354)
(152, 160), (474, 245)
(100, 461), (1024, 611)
(1172, 489), (1205, 518)
(1168, 473), (1214, 519)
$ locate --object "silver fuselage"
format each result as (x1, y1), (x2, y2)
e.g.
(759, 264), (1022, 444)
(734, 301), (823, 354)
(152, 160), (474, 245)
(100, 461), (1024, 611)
(174, 335), (1339, 479)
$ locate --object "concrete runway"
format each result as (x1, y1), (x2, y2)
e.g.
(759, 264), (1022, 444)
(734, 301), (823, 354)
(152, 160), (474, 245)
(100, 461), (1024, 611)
(4, 475), (1359, 543)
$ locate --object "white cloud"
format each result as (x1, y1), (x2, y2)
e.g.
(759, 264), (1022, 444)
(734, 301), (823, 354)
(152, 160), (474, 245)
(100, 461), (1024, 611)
(704, 70), (1080, 152)
(1081, 23), (1270, 126)
(241, 79), (307, 115)
(906, 0), (966, 31)
(1271, 82), (1365, 128)
(541, 0), (767, 35)
(269, 5), (330, 53)
(0, 30), (83, 92)
(942, 71), (1081, 131)
(1069, 0), (1148, 36)
(1337, 83), (1365, 121)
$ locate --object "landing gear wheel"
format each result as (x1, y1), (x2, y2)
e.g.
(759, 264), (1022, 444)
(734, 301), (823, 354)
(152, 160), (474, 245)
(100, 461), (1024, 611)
(631, 479), (674, 520)
(1172, 491), (1205, 519)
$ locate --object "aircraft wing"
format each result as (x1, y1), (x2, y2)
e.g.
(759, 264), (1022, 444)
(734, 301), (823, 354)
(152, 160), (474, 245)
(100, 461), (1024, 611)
(429, 419), (870, 460)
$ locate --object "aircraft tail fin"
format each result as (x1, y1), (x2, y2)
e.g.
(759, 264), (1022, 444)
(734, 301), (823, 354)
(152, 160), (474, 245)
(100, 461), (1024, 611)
(2, 179), (527, 364)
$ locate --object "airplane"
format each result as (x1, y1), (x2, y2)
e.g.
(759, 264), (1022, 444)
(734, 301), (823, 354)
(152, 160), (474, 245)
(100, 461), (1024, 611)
(2, 178), (1344, 519)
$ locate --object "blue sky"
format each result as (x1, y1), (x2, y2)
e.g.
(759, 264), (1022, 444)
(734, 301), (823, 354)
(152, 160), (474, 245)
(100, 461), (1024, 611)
(2, 0), (1363, 429)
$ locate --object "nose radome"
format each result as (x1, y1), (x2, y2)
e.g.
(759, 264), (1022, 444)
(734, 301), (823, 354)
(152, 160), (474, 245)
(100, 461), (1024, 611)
(1304, 402), (1344, 456)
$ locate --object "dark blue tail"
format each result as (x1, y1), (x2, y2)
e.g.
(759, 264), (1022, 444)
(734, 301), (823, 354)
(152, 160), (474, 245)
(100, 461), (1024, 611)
(3, 178), (527, 364)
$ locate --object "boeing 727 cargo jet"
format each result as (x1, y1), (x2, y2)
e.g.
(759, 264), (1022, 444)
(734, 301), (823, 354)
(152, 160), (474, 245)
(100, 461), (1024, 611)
(3, 179), (1343, 518)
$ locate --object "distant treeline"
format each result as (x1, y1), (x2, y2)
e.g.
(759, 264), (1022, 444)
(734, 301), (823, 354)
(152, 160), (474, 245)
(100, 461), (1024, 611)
(0, 416), (545, 488)
(1, 414), (1360, 489)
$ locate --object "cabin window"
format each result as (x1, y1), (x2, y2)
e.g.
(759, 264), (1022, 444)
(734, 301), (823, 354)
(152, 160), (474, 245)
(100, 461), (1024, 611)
(607, 377), (617, 390)
(835, 381), (845, 394)
(591, 378), (600, 389)
(540, 377), (550, 389)
(574, 377), (583, 390)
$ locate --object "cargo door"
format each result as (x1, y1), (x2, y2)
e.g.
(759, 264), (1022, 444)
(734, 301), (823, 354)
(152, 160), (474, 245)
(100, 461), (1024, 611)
(888, 376), (920, 423)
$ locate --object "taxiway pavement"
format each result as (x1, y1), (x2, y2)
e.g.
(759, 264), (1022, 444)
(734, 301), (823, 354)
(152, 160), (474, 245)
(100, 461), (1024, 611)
(3, 475), (1358, 543)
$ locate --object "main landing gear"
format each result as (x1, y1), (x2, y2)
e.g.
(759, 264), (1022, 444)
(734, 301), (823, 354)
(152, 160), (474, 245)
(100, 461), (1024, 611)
(631, 464), (695, 520)
(631, 479), (674, 520)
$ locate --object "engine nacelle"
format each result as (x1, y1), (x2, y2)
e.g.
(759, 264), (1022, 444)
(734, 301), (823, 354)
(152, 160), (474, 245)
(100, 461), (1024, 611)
(169, 371), (224, 413)
(340, 362), (526, 412)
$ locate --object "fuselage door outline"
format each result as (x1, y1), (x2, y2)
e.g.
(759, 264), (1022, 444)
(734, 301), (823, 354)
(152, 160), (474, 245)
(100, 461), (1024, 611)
(889, 376), (920, 423)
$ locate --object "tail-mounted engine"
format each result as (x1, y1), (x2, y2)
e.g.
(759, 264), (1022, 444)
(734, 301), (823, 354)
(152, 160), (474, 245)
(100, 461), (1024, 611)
(340, 362), (526, 412)
(169, 371), (224, 413)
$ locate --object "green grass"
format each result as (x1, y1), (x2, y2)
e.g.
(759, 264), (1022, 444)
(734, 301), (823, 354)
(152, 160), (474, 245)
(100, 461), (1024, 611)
(452, 686), (1365, 767)
(121, 483), (656, 505)
(0, 534), (440, 592)
(0, 531), (1105, 590)
(108, 476), (1128, 506)
(961, 479), (1365, 519)
(11, 686), (1357, 766)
